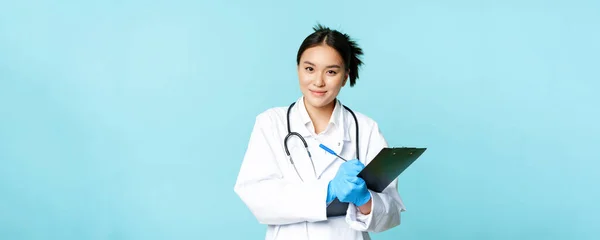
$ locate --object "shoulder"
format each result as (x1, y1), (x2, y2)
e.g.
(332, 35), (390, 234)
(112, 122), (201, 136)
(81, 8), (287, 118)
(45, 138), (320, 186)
(249, 105), (297, 141)
(254, 106), (288, 124)
(250, 104), (294, 135)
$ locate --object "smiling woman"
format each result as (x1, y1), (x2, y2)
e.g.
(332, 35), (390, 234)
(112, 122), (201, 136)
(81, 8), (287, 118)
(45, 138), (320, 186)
(295, 27), (361, 134)
(233, 24), (406, 240)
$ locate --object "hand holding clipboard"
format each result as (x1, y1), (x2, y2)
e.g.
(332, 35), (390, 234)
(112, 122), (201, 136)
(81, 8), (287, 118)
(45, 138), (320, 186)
(326, 147), (427, 217)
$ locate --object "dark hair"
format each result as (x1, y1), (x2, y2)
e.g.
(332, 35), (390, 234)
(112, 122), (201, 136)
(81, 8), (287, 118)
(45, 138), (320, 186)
(296, 24), (364, 87)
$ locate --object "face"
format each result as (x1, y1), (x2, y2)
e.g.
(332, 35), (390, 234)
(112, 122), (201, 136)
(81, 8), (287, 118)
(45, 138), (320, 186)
(297, 44), (349, 110)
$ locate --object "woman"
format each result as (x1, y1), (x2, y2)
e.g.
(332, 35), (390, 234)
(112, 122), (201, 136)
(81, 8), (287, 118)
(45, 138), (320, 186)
(234, 24), (406, 240)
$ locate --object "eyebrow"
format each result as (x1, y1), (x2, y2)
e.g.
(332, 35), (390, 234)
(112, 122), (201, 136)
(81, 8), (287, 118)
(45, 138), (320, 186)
(303, 61), (342, 69)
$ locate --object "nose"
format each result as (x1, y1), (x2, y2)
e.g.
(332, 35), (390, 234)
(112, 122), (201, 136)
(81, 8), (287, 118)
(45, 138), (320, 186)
(313, 73), (325, 87)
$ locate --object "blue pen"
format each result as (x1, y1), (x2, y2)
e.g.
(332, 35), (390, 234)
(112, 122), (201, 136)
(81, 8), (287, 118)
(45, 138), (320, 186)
(319, 144), (347, 162)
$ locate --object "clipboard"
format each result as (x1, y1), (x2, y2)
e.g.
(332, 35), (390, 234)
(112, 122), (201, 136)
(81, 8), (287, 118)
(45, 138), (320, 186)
(326, 147), (427, 217)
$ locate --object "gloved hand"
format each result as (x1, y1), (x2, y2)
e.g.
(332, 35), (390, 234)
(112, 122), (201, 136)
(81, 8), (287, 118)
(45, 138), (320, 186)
(327, 159), (371, 206)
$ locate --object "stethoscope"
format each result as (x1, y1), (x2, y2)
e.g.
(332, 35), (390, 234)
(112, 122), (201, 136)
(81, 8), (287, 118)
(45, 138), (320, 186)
(284, 101), (360, 182)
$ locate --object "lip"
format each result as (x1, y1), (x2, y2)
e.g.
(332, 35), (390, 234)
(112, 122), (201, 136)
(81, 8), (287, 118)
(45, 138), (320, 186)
(310, 90), (327, 96)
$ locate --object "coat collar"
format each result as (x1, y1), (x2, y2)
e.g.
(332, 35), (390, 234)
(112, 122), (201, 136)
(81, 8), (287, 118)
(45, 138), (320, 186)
(293, 96), (350, 141)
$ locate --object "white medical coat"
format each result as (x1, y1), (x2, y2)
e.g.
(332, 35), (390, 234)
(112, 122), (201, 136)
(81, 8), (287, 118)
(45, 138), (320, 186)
(234, 97), (406, 240)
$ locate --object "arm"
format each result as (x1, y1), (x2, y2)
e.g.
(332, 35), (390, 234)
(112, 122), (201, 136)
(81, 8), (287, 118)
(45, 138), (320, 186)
(234, 114), (329, 225)
(346, 121), (407, 232)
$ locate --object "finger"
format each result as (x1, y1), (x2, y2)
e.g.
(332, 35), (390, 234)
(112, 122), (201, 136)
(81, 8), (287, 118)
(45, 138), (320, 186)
(350, 164), (365, 174)
(345, 176), (363, 185)
(346, 159), (362, 167)
(341, 162), (360, 173)
(343, 167), (361, 176)
(348, 160), (365, 170)
(348, 159), (362, 166)
(355, 160), (365, 168)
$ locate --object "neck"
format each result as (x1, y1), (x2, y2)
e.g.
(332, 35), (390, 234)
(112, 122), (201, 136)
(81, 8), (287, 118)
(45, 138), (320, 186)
(304, 98), (336, 134)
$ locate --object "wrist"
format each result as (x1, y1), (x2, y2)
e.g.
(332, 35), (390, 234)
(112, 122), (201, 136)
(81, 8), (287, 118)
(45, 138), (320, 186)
(358, 197), (372, 215)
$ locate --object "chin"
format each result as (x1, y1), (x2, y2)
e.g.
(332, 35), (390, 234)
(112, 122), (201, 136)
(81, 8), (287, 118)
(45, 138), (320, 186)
(305, 97), (334, 109)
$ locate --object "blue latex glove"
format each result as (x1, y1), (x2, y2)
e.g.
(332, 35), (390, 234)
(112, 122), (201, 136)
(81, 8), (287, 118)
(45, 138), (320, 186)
(327, 159), (371, 206)
(326, 182), (336, 204)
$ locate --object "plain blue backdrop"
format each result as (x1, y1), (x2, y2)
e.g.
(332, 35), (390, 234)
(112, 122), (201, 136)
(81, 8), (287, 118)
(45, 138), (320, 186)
(1, 0), (599, 239)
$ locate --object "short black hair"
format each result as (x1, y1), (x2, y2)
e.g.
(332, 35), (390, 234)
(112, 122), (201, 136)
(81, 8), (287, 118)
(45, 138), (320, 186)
(296, 24), (364, 87)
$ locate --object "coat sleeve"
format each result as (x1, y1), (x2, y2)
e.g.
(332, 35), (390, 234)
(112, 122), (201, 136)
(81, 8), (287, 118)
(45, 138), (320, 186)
(234, 113), (330, 225)
(345, 121), (407, 232)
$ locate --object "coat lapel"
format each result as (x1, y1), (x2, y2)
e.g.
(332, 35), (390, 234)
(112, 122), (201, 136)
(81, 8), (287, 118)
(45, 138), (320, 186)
(289, 97), (354, 180)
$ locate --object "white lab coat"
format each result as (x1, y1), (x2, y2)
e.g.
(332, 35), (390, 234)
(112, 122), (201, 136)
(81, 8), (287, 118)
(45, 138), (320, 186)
(234, 97), (406, 240)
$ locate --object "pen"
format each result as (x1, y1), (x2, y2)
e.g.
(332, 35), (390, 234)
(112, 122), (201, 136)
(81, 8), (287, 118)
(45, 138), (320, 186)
(319, 144), (347, 162)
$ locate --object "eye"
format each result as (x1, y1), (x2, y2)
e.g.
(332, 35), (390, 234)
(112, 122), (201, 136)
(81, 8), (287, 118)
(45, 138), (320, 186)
(327, 70), (337, 75)
(305, 67), (314, 72)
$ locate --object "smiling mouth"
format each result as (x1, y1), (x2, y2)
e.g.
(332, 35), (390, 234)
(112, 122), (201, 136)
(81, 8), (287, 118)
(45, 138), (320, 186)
(310, 90), (327, 96)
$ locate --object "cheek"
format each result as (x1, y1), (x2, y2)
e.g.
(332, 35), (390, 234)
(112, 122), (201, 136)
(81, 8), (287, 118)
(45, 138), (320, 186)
(327, 75), (345, 87)
(298, 72), (311, 85)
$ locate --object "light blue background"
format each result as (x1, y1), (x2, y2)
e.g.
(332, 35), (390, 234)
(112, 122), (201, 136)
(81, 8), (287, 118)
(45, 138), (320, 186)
(1, 0), (599, 239)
